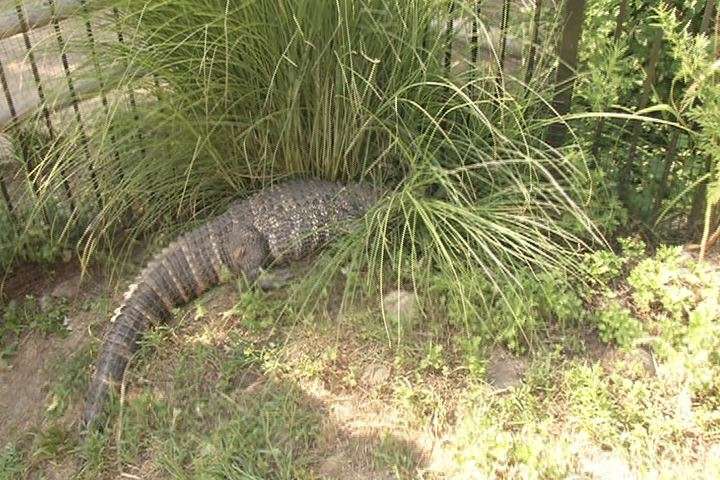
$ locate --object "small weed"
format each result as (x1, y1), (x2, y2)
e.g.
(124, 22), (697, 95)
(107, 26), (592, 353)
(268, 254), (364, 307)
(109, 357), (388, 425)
(393, 376), (446, 428)
(372, 433), (418, 478)
(460, 336), (487, 379)
(226, 289), (286, 332)
(0, 444), (25, 479)
(0, 296), (68, 359)
(419, 342), (446, 374)
(618, 236), (646, 262)
(583, 249), (624, 284)
(594, 298), (644, 348)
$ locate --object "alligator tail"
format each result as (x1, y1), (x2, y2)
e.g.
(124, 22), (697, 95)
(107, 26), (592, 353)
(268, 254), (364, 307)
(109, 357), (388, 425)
(82, 216), (267, 427)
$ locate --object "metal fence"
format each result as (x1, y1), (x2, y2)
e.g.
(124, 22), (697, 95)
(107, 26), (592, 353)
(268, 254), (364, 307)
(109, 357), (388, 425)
(0, 1), (558, 223)
(0, 0), (122, 221)
(2, 0), (710, 237)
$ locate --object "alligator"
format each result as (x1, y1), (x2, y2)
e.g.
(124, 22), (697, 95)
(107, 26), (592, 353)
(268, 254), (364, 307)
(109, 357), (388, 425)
(83, 178), (378, 428)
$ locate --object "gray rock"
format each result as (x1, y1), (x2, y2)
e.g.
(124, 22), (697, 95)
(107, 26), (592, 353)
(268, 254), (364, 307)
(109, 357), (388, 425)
(382, 290), (418, 325)
(486, 348), (528, 390)
(361, 363), (391, 388)
(50, 277), (81, 300)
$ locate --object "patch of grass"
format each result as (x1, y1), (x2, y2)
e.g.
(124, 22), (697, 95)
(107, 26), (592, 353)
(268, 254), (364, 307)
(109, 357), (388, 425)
(0, 123), (102, 274)
(28, 0), (603, 353)
(176, 382), (323, 479)
(0, 296), (69, 360)
(46, 344), (95, 419)
(0, 444), (26, 480)
(29, 424), (76, 463)
(371, 433), (419, 479)
(7, 241), (719, 479)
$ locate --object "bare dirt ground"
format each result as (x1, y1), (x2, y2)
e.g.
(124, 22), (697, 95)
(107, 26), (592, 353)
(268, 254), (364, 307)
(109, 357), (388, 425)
(0, 259), (101, 445)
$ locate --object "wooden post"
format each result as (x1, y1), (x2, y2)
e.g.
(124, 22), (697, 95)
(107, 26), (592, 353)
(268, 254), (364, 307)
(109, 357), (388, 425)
(546, 0), (586, 148)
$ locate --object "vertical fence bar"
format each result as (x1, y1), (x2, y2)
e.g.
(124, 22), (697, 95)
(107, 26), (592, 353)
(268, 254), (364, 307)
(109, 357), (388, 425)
(524, 0), (543, 86)
(1, 56), (50, 225)
(80, 0), (121, 177)
(48, 0), (102, 210)
(112, 7), (145, 157)
(497, 0), (510, 81)
(470, 1), (481, 65)
(14, 0), (75, 211)
(470, 0), (482, 98)
(0, 60), (17, 223)
(0, 175), (13, 223)
(444, 1), (455, 75)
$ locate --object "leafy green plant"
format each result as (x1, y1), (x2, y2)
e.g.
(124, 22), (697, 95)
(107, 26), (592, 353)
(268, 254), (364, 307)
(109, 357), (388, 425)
(425, 266), (586, 353)
(618, 236), (646, 261)
(627, 245), (693, 316)
(594, 297), (643, 348)
(419, 342), (446, 374)
(582, 249), (624, 284)
(225, 288), (288, 333)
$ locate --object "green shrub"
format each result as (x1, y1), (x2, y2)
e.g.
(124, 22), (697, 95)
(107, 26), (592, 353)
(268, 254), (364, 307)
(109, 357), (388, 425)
(594, 298), (643, 348)
(627, 245), (692, 316)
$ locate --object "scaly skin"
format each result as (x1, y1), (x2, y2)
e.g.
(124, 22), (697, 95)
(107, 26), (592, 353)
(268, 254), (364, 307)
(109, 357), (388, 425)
(83, 179), (377, 428)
